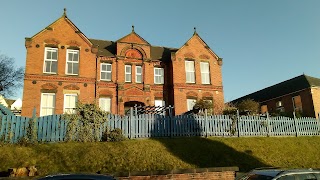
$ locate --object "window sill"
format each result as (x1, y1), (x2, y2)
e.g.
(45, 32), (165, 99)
(43, 72), (58, 75)
(100, 80), (112, 82)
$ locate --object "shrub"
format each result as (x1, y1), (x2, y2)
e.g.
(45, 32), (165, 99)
(63, 101), (109, 142)
(102, 128), (125, 142)
(236, 99), (259, 115)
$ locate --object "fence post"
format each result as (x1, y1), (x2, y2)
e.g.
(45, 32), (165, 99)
(317, 113), (320, 135)
(236, 110), (240, 137)
(129, 107), (134, 139)
(169, 105), (173, 138)
(293, 111), (299, 137)
(205, 109), (208, 138)
(266, 112), (271, 137)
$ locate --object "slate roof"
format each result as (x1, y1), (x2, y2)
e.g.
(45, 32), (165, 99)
(89, 38), (178, 61)
(231, 74), (320, 103)
(89, 39), (116, 57)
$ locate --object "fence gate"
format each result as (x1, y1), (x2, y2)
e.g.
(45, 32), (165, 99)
(131, 104), (174, 116)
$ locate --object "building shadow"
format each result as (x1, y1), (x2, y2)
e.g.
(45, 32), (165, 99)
(149, 113), (269, 172)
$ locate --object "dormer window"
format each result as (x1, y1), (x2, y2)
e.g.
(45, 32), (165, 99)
(66, 49), (79, 75)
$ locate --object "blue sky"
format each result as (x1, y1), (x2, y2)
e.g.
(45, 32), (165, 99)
(0, 0), (319, 102)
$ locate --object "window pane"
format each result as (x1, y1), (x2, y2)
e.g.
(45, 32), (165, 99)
(41, 93), (55, 116)
(126, 66), (131, 73)
(67, 62), (73, 74)
(136, 66), (141, 73)
(101, 64), (106, 71)
(106, 72), (111, 80)
(99, 97), (111, 112)
(106, 64), (111, 71)
(51, 61), (57, 73)
(136, 76), (141, 83)
(47, 51), (52, 59)
(52, 51), (57, 60)
(73, 53), (79, 62)
(68, 52), (73, 61)
(187, 99), (196, 111)
(126, 74), (131, 82)
(73, 63), (79, 74)
(201, 62), (209, 72)
(45, 61), (51, 72)
(101, 72), (106, 79)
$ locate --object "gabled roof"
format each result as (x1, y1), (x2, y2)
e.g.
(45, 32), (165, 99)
(89, 39), (116, 57)
(5, 99), (15, 107)
(231, 74), (320, 103)
(150, 46), (178, 61)
(89, 38), (178, 61)
(30, 9), (92, 46)
(116, 26), (150, 45)
(176, 29), (220, 60)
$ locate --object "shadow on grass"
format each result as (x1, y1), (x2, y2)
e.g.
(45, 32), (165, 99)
(150, 114), (269, 172)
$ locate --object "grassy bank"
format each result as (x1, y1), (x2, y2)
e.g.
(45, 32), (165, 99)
(0, 136), (319, 175)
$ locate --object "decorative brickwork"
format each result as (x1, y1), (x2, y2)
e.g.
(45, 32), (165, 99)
(21, 10), (224, 117)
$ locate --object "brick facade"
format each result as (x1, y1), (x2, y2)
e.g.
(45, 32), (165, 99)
(21, 11), (224, 117)
(114, 167), (238, 180)
(232, 75), (320, 118)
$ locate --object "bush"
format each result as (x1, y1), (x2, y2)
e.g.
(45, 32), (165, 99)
(236, 99), (259, 115)
(102, 128), (125, 142)
(63, 101), (109, 142)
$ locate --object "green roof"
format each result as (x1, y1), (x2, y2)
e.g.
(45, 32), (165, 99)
(231, 74), (320, 103)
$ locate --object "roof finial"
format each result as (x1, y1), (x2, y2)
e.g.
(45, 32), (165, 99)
(194, 27), (197, 34)
(132, 25), (135, 32)
(63, 8), (67, 17)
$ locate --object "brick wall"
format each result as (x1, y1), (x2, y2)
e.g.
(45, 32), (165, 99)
(114, 167), (238, 180)
(262, 88), (317, 117)
(22, 16), (96, 117)
(311, 87), (320, 118)
(22, 13), (225, 117)
(172, 34), (224, 115)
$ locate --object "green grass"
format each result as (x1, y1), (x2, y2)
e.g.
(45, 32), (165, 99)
(0, 136), (320, 176)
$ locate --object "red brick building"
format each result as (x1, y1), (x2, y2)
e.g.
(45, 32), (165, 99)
(231, 74), (320, 118)
(22, 10), (224, 117)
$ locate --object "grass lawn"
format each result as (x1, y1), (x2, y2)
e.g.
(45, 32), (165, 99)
(0, 136), (319, 176)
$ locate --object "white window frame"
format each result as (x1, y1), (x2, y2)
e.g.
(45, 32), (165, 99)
(43, 47), (58, 74)
(154, 67), (164, 84)
(99, 97), (111, 112)
(100, 63), (112, 81)
(187, 99), (196, 111)
(63, 94), (78, 114)
(276, 100), (284, 112)
(66, 49), (79, 75)
(125, 65), (132, 82)
(40, 93), (56, 116)
(135, 66), (142, 83)
(200, 62), (210, 84)
(185, 61), (195, 83)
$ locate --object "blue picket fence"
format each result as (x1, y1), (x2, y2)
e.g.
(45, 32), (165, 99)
(0, 104), (14, 116)
(0, 111), (320, 143)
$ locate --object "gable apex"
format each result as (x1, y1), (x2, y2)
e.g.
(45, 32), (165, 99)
(177, 31), (220, 60)
(29, 9), (92, 46)
(117, 27), (150, 45)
